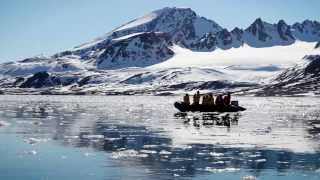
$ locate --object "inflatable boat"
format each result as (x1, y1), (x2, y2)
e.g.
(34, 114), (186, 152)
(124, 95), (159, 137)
(174, 101), (246, 112)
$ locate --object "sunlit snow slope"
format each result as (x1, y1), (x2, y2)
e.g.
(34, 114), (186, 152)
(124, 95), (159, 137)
(149, 42), (317, 83)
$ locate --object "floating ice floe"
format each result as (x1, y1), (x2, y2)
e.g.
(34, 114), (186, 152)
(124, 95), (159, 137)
(84, 152), (94, 157)
(143, 144), (159, 148)
(159, 150), (172, 155)
(0, 120), (10, 127)
(210, 152), (224, 157)
(16, 120), (36, 125)
(204, 167), (240, 173)
(277, 161), (289, 164)
(140, 149), (157, 154)
(248, 154), (261, 158)
(111, 150), (149, 159)
(82, 134), (105, 139)
(63, 135), (79, 139)
(212, 161), (225, 165)
(242, 175), (257, 180)
(25, 150), (37, 155)
(104, 137), (122, 141)
(255, 158), (267, 163)
(24, 137), (49, 144)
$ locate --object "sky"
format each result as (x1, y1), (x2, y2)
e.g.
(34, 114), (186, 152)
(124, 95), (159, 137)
(0, 0), (319, 62)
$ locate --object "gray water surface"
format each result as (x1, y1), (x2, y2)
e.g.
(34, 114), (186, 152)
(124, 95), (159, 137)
(0, 95), (320, 180)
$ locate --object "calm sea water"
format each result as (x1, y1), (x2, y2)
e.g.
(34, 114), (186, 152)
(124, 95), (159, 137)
(0, 95), (319, 180)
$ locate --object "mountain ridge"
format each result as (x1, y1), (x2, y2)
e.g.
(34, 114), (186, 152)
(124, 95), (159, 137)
(51, 7), (320, 70)
(4, 7), (320, 70)
(0, 7), (319, 96)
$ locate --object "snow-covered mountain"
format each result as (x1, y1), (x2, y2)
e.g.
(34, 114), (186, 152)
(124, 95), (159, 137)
(0, 7), (320, 95)
(52, 7), (320, 70)
(62, 7), (225, 69)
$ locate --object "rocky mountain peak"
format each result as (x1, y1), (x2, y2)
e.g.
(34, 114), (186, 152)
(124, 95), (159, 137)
(277, 19), (294, 41)
(246, 18), (268, 35)
(231, 27), (244, 42)
(244, 18), (271, 45)
(292, 20), (320, 42)
(277, 19), (288, 27)
(153, 7), (196, 17)
(231, 27), (243, 34)
(254, 18), (263, 24)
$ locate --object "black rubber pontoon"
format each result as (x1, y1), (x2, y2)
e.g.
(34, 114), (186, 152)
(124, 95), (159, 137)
(174, 101), (246, 112)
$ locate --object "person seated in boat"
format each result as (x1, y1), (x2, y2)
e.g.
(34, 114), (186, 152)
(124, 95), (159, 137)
(202, 94), (212, 105)
(223, 92), (231, 106)
(201, 94), (207, 105)
(193, 91), (200, 105)
(183, 93), (190, 105)
(208, 93), (215, 105)
(215, 94), (224, 108)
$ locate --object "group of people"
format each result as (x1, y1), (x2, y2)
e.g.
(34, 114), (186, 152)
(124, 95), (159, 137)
(183, 91), (231, 107)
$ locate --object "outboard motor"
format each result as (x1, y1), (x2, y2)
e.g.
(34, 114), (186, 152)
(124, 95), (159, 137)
(231, 101), (239, 106)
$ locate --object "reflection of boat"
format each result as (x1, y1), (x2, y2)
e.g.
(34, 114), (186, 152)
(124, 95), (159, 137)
(174, 112), (240, 127)
(174, 101), (246, 112)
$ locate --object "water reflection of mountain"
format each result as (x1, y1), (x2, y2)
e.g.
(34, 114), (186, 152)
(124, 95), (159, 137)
(1, 98), (320, 179)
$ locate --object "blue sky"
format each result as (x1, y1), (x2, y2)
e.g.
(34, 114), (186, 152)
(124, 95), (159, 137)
(0, 0), (319, 62)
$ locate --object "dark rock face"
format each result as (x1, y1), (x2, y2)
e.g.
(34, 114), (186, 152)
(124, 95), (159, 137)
(20, 72), (52, 88)
(96, 32), (174, 69)
(167, 81), (256, 91)
(190, 33), (217, 51)
(231, 27), (244, 41)
(277, 20), (294, 41)
(217, 29), (233, 48)
(19, 72), (77, 88)
(274, 55), (320, 79)
(13, 77), (25, 87)
(53, 51), (73, 58)
(304, 55), (320, 75)
(120, 72), (158, 85)
(77, 76), (92, 87)
(246, 18), (271, 42)
(77, 75), (106, 87)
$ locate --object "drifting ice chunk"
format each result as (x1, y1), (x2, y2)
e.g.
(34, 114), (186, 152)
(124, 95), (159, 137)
(0, 121), (10, 127)
(82, 135), (105, 139)
(242, 175), (256, 180)
(25, 150), (37, 155)
(24, 137), (49, 144)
